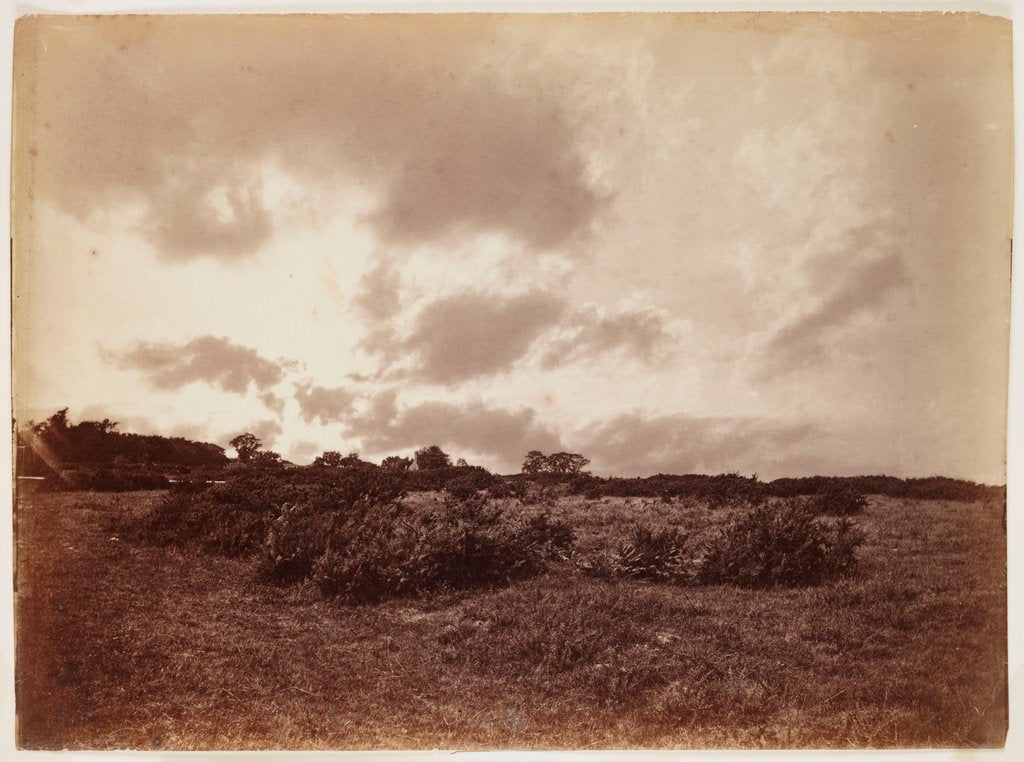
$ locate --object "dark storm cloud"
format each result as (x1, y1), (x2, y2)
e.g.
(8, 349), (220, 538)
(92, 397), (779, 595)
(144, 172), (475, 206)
(575, 412), (823, 477)
(540, 304), (672, 369)
(350, 395), (562, 471)
(23, 15), (602, 261)
(402, 290), (567, 384)
(113, 336), (284, 394)
(294, 382), (356, 425)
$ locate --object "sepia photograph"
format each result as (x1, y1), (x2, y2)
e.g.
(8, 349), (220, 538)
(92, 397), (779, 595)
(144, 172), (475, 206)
(8, 8), (1012, 750)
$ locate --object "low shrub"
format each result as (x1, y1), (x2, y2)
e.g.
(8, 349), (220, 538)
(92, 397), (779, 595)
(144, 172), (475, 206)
(612, 526), (691, 582)
(444, 467), (498, 499)
(310, 494), (574, 602)
(698, 501), (863, 587)
(487, 478), (528, 501)
(810, 481), (869, 515)
(45, 467), (170, 492)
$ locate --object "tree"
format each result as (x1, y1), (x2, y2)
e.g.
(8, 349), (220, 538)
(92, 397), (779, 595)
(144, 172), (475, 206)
(250, 450), (283, 468)
(381, 455), (412, 472)
(415, 445), (451, 471)
(546, 452), (590, 475)
(313, 450), (345, 468)
(455, 457), (469, 468)
(32, 408), (70, 435)
(522, 450), (547, 475)
(230, 433), (262, 463)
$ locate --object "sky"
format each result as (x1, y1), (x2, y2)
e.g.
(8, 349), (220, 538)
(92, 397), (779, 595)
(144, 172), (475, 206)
(10, 12), (1012, 481)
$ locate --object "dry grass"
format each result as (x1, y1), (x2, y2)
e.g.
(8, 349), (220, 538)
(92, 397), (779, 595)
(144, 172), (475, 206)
(15, 490), (1006, 749)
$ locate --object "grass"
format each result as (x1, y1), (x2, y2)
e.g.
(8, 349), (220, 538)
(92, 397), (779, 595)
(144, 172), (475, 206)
(15, 490), (1006, 749)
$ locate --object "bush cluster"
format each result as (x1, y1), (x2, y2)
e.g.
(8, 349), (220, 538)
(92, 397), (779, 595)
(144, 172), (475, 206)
(810, 481), (869, 516)
(126, 470), (574, 603)
(307, 496), (573, 602)
(697, 502), (863, 587)
(43, 467), (170, 492)
(611, 526), (690, 582)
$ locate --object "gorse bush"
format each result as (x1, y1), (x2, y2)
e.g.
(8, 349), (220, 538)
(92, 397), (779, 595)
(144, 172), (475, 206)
(613, 526), (691, 582)
(698, 501), (863, 587)
(303, 493), (574, 602)
(810, 480), (869, 516)
(43, 467), (171, 492)
(129, 468), (407, 556)
(124, 469), (574, 603)
(444, 467), (498, 500)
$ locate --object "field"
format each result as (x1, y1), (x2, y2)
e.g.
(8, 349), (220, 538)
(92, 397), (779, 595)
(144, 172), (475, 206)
(15, 489), (1006, 749)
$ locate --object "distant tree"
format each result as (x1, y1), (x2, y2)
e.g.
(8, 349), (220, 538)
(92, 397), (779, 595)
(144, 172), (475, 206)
(415, 445), (451, 471)
(522, 450), (547, 475)
(250, 450), (283, 468)
(455, 457), (469, 468)
(547, 452), (590, 475)
(230, 433), (263, 463)
(32, 407), (70, 435)
(313, 450), (345, 468)
(381, 455), (413, 472)
(339, 452), (365, 468)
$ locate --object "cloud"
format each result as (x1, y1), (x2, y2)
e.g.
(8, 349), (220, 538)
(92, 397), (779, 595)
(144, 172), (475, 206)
(540, 303), (673, 369)
(227, 419), (283, 450)
(259, 391), (286, 418)
(350, 397), (563, 472)
(759, 252), (909, 376)
(25, 15), (603, 261)
(573, 412), (822, 478)
(294, 382), (356, 425)
(353, 260), (403, 322)
(112, 335), (285, 394)
(287, 439), (321, 464)
(400, 290), (566, 384)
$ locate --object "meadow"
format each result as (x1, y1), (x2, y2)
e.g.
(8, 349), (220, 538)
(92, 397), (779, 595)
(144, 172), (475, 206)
(15, 485), (1006, 749)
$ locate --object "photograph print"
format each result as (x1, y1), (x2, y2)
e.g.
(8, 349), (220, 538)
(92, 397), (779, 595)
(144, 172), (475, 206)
(10, 11), (1011, 750)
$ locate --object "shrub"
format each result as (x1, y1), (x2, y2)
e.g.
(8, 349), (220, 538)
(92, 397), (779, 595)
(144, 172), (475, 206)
(488, 478), (529, 501)
(124, 468), (408, 558)
(310, 494), (574, 602)
(811, 481), (869, 516)
(612, 526), (691, 582)
(45, 467), (170, 492)
(444, 466), (498, 499)
(698, 501), (863, 587)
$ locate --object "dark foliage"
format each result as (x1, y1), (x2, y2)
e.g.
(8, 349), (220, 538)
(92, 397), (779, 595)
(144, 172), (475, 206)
(698, 502), (863, 588)
(42, 467), (171, 493)
(18, 409), (227, 477)
(444, 466), (499, 499)
(612, 526), (691, 582)
(122, 467), (572, 603)
(414, 445), (451, 471)
(766, 474), (1003, 502)
(809, 480), (869, 516)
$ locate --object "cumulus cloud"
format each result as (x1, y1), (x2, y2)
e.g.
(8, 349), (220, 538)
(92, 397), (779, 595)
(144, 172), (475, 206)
(574, 412), (822, 477)
(353, 260), (403, 322)
(24, 15), (603, 261)
(400, 290), (566, 384)
(350, 397), (563, 472)
(112, 335), (284, 394)
(259, 391), (286, 418)
(287, 439), (321, 464)
(294, 382), (356, 425)
(540, 303), (673, 369)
